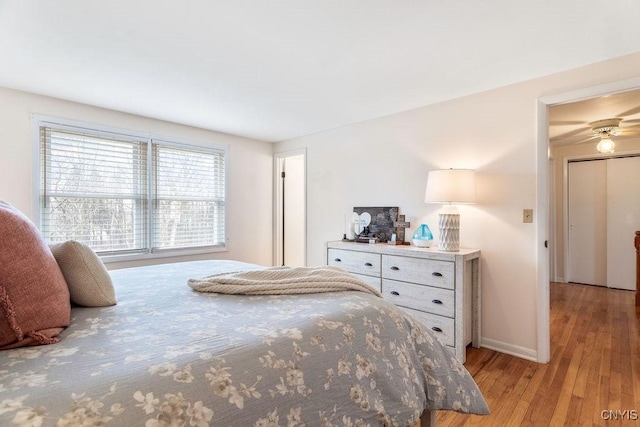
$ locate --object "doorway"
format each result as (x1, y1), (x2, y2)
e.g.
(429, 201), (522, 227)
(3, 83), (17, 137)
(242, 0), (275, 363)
(538, 78), (640, 363)
(274, 149), (306, 267)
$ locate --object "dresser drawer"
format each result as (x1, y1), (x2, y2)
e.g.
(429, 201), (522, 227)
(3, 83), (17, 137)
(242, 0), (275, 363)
(401, 307), (455, 347)
(382, 255), (454, 289)
(353, 273), (382, 293)
(382, 279), (454, 318)
(328, 248), (381, 277)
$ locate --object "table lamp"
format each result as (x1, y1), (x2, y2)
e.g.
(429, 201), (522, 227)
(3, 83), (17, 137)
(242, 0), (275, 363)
(424, 169), (476, 251)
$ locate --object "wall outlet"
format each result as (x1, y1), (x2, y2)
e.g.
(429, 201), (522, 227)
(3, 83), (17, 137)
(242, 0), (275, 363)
(523, 209), (533, 223)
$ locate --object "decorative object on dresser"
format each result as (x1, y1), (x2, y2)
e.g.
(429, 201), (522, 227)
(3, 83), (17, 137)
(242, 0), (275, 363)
(353, 206), (399, 243)
(411, 223), (434, 247)
(390, 214), (411, 245)
(424, 169), (477, 252)
(327, 240), (481, 363)
(343, 211), (373, 242)
(344, 212), (359, 240)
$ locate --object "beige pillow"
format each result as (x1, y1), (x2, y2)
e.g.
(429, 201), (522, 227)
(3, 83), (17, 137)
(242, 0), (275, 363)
(0, 201), (71, 349)
(49, 240), (117, 307)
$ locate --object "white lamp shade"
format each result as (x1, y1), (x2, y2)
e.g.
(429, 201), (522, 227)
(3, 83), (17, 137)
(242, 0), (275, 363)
(425, 169), (477, 204)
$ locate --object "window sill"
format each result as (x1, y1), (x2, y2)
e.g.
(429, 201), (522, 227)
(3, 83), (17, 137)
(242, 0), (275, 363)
(101, 245), (228, 265)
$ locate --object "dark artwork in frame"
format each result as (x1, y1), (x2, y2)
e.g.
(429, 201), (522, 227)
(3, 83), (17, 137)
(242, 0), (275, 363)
(353, 206), (399, 243)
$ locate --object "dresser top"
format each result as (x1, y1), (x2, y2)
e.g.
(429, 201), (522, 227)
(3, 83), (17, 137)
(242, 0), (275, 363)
(327, 240), (480, 261)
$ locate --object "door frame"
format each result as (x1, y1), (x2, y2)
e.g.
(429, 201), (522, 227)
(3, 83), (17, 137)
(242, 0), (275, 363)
(536, 76), (640, 363)
(273, 148), (307, 267)
(548, 157), (556, 283)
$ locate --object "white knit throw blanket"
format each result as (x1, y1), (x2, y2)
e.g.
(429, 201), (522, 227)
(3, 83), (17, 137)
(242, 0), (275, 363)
(188, 266), (382, 297)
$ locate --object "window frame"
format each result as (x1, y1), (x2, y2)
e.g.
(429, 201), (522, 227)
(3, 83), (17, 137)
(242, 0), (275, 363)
(32, 115), (228, 263)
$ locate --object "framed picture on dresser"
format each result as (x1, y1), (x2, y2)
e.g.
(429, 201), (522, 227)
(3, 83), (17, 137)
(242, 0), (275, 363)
(353, 206), (398, 242)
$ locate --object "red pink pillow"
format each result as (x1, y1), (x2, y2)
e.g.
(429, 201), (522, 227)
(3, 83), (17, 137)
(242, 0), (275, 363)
(0, 201), (71, 349)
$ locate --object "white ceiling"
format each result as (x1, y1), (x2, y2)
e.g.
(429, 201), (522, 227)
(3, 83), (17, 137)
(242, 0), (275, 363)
(549, 88), (640, 146)
(2, 1), (640, 142)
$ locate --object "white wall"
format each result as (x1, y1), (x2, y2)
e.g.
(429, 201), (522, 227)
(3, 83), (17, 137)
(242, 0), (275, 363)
(275, 52), (640, 361)
(0, 86), (274, 269)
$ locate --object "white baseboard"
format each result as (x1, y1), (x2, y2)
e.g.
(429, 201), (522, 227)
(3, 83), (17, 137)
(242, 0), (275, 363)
(480, 338), (539, 362)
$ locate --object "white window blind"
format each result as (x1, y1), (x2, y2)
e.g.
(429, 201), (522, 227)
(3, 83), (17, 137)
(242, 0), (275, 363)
(153, 144), (225, 251)
(39, 121), (226, 257)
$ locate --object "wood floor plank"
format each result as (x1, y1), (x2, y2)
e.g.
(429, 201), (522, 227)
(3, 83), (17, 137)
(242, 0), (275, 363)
(565, 394), (584, 426)
(549, 341), (584, 425)
(435, 282), (640, 427)
(571, 329), (595, 399)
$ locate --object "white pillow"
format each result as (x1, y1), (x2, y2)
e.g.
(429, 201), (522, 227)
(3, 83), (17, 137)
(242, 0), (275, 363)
(49, 240), (117, 307)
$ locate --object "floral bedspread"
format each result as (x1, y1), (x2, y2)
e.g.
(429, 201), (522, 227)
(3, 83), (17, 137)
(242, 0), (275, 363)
(0, 260), (488, 426)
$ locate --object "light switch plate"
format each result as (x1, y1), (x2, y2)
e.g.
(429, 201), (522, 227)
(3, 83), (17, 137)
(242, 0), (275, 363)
(523, 209), (533, 223)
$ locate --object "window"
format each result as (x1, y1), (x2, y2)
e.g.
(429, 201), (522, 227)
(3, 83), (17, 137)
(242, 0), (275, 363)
(37, 119), (226, 258)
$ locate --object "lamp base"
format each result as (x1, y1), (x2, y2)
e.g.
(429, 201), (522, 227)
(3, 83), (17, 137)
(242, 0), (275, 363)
(438, 212), (460, 251)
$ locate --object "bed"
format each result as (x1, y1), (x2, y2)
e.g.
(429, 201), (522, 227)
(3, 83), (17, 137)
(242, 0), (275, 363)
(0, 260), (489, 426)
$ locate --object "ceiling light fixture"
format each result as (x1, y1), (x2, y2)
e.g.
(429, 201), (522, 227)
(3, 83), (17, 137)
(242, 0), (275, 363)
(590, 118), (622, 154)
(596, 134), (615, 153)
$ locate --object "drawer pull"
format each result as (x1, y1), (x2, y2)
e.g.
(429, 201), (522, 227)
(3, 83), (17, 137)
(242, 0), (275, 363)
(431, 327), (443, 333)
(390, 291), (400, 296)
(431, 299), (443, 305)
(334, 258), (342, 262)
(390, 266), (400, 271)
(432, 272), (443, 277)
(364, 262), (373, 267)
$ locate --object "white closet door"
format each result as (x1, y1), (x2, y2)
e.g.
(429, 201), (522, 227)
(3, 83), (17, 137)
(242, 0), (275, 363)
(283, 154), (306, 267)
(567, 160), (607, 286)
(606, 156), (640, 291)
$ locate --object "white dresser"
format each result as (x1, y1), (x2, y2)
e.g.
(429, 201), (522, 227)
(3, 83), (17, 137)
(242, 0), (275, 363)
(326, 241), (481, 362)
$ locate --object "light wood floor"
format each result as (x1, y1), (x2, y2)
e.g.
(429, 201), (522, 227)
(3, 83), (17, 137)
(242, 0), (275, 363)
(436, 282), (640, 426)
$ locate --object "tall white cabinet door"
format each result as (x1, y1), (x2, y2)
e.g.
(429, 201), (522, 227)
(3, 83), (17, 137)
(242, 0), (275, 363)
(283, 154), (306, 267)
(606, 156), (640, 291)
(567, 160), (607, 286)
